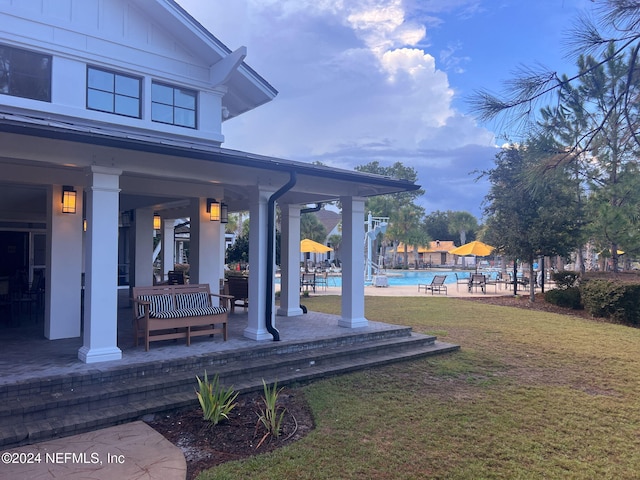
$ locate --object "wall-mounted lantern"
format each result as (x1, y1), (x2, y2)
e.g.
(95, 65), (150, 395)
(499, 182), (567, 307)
(207, 198), (221, 222)
(62, 186), (77, 214)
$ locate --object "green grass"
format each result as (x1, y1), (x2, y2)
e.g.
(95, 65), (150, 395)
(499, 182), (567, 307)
(198, 296), (640, 479)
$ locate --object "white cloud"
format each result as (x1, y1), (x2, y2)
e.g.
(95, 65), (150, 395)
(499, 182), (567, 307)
(176, 0), (496, 215)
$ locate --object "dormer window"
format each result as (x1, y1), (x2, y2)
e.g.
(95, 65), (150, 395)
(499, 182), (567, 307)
(87, 66), (141, 118)
(151, 81), (197, 129)
(0, 44), (51, 102)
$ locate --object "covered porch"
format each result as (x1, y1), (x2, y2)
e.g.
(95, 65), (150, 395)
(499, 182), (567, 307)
(0, 290), (414, 385)
(0, 111), (419, 364)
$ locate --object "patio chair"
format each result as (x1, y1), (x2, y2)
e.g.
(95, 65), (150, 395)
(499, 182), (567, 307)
(9, 271), (42, 323)
(226, 275), (249, 313)
(420, 275), (447, 295)
(315, 271), (328, 290)
(301, 273), (316, 293)
(484, 272), (503, 293)
(167, 270), (185, 285)
(468, 273), (486, 293)
(454, 272), (469, 291)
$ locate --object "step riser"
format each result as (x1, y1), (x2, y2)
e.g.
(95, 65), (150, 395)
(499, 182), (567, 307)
(1, 336), (438, 426)
(0, 328), (416, 401)
(2, 344), (457, 448)
(0, 326), (460, 448)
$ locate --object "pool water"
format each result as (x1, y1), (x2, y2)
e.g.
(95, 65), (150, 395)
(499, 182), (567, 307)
(279, 270), (499, 288)
(362, 270), (497, 287)
(375, 270), (462, 287)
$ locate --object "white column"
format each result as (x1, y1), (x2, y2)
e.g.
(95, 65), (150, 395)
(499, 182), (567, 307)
(189, 198), (224, 292)
(133, 207), (154, 287)
(244, 187), (275, 340)
(277, 203), (303, 316)
(161, 218), (174, 281)
(45, 184), (83, 339)
(78, 166), (122, 363)
(340, 196), (368, 328)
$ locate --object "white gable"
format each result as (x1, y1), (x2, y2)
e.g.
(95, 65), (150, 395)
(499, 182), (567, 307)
(0, 0), (276, 142)
(2, 0), (218, 85)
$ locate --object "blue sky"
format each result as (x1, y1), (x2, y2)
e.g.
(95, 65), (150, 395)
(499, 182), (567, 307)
(176, 0), (593, 219)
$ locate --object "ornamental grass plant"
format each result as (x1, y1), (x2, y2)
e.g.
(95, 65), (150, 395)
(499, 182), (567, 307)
(198, 296), (640, 479)
(255, 379), (287, 448)
(195, 371), (238, 426)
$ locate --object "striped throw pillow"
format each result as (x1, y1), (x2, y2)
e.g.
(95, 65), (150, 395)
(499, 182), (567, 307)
(137, 294), (175, 316)
(176, 292), (209, 310)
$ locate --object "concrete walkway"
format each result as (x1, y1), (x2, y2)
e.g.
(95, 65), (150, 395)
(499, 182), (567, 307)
(1, 421), (185, 480)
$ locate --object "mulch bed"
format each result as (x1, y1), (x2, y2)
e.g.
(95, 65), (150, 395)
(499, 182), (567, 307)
(146, 388), (315, 480)
(462, 291), (593, 319)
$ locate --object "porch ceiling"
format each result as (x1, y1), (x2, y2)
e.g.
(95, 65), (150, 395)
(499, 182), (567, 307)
(0, 110), (420, 214)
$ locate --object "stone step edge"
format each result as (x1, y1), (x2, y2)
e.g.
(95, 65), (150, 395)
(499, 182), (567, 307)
(0, 327), (416, 397)
(0, 341), (459, 448)
(0, 333), (437, 416)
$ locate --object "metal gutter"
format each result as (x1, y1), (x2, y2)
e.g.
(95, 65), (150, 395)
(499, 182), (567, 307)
(265, 171), (297, 341)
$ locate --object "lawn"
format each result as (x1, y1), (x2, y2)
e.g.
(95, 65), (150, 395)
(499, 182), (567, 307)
(198, 296), (640, 479)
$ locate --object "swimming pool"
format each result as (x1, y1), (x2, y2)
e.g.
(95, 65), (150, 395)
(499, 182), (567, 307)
(279, 270), (499, 288)
(361, 270), (496, 287)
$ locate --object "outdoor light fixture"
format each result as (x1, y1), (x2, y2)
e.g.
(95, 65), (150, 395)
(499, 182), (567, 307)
(61, 186), (77, 214)
(207, 198), (221, 222)
(220, 203), (229, 224)
(120, 210), (132, 228)
(153, 213), (161, 230)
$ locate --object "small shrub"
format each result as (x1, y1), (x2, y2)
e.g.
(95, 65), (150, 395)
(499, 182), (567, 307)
(580, 279), (640, 326)
(255, 379), (286, 448)
(195, 371), (238, 425)
(551, 271), (580, 289)
(544, 287), (582, 309)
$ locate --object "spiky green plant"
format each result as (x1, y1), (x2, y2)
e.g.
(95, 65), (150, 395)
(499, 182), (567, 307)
(255, 379), (286, 448)
(195, 371), (238, 425)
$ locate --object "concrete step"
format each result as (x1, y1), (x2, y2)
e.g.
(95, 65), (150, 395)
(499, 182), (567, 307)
(0, 332), (439, 425)
(0, 330), (459, 448)
(0, 326), (415, 400)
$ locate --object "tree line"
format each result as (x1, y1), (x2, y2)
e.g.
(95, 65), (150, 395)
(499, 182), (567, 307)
(472, 0), (640, 280)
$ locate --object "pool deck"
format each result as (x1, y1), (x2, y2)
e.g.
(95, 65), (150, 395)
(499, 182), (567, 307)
(314, 282), (521, 297)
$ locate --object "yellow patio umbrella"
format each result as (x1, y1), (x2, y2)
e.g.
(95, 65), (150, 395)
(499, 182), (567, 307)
(300, 238), (333, 253)
(449, 240), (495, 271)
(449, 240), (494, 257)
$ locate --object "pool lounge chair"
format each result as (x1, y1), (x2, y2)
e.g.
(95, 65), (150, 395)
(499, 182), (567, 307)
(418, 275), (447, 295)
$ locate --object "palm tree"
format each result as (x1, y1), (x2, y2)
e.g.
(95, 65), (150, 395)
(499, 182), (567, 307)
(448, 211), (478, 246)
(448, 211), (478, 269)
(386, 205), (427, 269)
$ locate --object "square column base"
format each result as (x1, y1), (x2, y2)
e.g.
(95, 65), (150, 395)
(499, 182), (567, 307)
(338, 317), (369, 328)
(78, 346), (122, 364)
(243, 326), (274, 341)
(277, 307), (304, 317)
